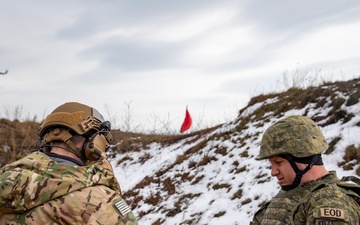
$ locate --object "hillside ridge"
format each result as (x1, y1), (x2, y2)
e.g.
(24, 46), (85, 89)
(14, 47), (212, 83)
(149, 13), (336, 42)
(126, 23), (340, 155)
(111, 77), (360, 224)
(1, 77), (360, 224)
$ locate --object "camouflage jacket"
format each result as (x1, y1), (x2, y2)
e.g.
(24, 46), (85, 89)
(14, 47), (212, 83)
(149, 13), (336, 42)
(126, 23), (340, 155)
(0, 152), (138, 225)
(250, 171), (360, 225)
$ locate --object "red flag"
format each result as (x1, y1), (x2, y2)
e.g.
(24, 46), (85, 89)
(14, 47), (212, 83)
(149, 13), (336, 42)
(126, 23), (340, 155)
(180, 106), (192, 133)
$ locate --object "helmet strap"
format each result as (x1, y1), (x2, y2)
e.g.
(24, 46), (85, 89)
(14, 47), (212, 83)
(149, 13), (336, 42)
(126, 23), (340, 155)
(280, 154), (321, 191)
(42, 128), (84, 161)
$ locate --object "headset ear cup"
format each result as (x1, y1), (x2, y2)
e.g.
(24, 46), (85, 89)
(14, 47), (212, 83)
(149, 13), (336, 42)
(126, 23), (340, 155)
(83, 134), (108, 161)
(82, 139), (90, 160)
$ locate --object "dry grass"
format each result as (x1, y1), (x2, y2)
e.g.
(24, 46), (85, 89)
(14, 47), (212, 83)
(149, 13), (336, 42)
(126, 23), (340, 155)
(0, 119), (40, 167)
(144, 192), (162, 206)
(198, 154), (217, 166)
(344, 145), (360, 162)
(212, 183), (232, 192)
(214, 211), (226, 217)
(231, 188), (243, 200)
(324, 136), (342, 155)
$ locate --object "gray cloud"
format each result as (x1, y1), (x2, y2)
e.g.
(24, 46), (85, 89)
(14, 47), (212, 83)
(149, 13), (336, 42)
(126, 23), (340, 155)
(58, 0), (360, 80)
(55, 0), (228, 41)
(1, 0), (360, 130)
(239, 1), (360, 34)
(78, 39), (184, 71)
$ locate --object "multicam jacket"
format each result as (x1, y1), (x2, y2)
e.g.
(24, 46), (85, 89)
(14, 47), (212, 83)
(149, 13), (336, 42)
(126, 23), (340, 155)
(0, 152), (138, 225)
(251, 171), (360, 225)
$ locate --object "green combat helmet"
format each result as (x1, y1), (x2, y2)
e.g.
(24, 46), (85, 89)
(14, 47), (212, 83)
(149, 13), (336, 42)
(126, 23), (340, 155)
(259, 115), (329, 160)
(259, 115), (329, 190)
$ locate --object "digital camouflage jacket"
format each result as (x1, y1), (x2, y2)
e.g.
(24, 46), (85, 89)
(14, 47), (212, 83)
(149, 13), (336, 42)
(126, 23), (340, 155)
(0, 152), (138, 225)
(251, 171), (360, 225)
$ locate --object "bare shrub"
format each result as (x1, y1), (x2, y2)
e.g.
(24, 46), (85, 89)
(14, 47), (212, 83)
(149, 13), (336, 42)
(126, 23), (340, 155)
(103, 103), (119, 129)
(277, 65), (334, 90)
(119, 101), (142, 132)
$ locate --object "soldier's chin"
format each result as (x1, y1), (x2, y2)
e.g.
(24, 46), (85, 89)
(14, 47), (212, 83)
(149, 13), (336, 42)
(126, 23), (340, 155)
(278, 180), (287, 186)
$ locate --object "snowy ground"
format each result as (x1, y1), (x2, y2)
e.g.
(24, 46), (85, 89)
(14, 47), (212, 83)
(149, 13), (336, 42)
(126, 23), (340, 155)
(110, 81), (360, 225)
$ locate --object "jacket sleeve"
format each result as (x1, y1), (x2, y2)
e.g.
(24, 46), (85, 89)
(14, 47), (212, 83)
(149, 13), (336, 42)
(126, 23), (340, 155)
(84, 186), (138, 225)
(53, 185), (138, 225)
(87, 197), (138, 225)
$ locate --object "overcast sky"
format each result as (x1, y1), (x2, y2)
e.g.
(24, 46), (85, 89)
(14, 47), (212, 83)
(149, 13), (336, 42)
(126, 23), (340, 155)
(1, 1), (360, 132)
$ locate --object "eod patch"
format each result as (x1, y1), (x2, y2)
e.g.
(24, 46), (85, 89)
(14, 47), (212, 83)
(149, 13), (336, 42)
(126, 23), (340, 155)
(319, 208), (345, 219)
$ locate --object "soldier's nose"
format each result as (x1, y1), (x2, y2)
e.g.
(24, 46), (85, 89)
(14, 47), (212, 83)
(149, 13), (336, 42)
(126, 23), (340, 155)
(271, 166), (279, 177)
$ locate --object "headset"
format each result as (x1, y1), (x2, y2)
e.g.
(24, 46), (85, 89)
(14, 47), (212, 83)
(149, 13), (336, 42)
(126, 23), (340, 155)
(41, 121), (112, 161)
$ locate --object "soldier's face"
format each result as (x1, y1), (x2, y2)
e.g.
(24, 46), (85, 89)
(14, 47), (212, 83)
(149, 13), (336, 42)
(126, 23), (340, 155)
(269, 156), (296, 186)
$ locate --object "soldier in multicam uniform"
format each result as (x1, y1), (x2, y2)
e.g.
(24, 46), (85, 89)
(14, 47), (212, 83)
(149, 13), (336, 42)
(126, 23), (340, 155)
(251, 115), (360, 225)
(0, 102), (138, 225)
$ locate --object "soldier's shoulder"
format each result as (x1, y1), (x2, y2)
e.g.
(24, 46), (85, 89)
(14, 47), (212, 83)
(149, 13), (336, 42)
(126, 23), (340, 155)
(296, 182), (359, 223)
(2, 152), (48, 169)
(304, 180), (358, 209)
(310, 181), (346, 197)
(252, 201), (270, 219)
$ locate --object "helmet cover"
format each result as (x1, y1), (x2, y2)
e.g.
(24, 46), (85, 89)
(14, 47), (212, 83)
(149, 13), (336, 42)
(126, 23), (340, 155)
(38, 102), (106, 137)
(259, 115), (328, 159)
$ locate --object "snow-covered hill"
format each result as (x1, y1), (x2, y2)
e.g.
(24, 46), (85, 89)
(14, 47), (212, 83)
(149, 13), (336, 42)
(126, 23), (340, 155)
(110, 78), (360, 225)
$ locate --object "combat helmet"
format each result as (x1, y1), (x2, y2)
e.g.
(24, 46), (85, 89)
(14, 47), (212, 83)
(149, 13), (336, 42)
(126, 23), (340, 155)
(259, 115), (328, 160)
(38, 102), (113, 161)
(259, 115), (329, 191)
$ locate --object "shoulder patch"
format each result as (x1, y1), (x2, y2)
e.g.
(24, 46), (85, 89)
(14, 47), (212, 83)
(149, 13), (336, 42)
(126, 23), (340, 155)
(319, 208), (345, 219)
(114, 199), (132, 217)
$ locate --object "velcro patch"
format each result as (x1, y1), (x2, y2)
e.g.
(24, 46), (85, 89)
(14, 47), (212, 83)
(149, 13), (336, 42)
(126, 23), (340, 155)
(319, 208), (345, 219)
(114, 199), (131, 217)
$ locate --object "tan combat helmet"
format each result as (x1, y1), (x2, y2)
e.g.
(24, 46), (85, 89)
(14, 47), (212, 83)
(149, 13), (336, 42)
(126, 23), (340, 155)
(259, 115), (329, 160)
(38, 102), (113, 161)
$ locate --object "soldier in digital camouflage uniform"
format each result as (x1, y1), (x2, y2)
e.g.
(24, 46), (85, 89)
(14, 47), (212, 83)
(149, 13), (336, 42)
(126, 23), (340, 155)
(250, 115), (360, 225)
(0, 102), (138, 225)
